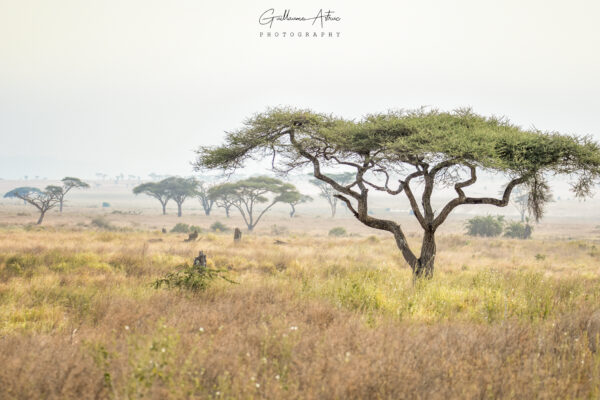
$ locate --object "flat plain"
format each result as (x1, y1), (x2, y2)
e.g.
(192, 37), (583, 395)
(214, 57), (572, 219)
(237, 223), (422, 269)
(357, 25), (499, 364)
(2, 189), (600, 399)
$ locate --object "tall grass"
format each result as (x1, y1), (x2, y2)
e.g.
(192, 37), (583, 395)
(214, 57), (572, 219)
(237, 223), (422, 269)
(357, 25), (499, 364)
(1, 228), (600, 398)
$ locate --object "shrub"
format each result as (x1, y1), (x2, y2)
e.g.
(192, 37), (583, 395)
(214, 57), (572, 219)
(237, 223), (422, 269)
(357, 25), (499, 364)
(91, 217), (115, 231)
(465, 216), (504, 237)
(504, 221), (533, 239)
(170, 223), (190, 233)
(153, 264), (236, 292)
(210, 221), (230, 232)
(329, 227), (347, 237)
(101, 202), (111, 208)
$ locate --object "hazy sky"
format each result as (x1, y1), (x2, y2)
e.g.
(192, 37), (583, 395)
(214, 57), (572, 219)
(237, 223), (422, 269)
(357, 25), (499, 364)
(1, 0), (599, 180)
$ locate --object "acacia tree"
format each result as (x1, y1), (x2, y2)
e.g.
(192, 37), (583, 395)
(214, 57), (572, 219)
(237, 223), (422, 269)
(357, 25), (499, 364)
(209, 177), (294, 231)
(208, 184), (237, 217)
(278, 188), (313, 217)
(196, 181), (215, 216)
(4, 186), (61, 224)
(309, 172), (353, 217)
(163, 177), (198, 217)
(194, 107), (600, 279)
(53, 177), (90, 212)
(133, 181), (171, 214)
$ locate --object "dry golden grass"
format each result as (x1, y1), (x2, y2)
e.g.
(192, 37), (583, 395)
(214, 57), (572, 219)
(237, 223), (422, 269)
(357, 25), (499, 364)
(1, 225), (600, 399)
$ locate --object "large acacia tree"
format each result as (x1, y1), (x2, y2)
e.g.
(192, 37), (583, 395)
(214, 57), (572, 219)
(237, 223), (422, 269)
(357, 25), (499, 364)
(194, 107), (600, 278)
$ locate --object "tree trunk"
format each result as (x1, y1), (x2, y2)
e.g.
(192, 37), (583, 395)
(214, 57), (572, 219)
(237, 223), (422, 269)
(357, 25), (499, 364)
(177, 203), (182, 217)
(59, 200), (64, 213)
(225, 206), (230, 218)
(413, 230), (436, 279)
(162, 203), (167, 215)
(37, 211), (46, 225)
(290, 205), (296, 218)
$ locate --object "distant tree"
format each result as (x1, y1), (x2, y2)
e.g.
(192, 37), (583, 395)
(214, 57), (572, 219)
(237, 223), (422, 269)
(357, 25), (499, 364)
(162, 177), (199, 217)
(194, 107), (600, 279)
(309, 172), (354, 217)
(208, 183), (237, 218)
(133, 181), (171, 215)
(196, 181), (215, 216)
(210, 177), (292, 231)
(509, 185), (553, 222)
(51, 177), (90, 212)
(278, 187), (313, 217)
(4, 186), (61, 224)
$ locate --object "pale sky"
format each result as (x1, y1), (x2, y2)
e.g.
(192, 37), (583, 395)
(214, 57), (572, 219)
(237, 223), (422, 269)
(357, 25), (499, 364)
(1, 0), (599, 180)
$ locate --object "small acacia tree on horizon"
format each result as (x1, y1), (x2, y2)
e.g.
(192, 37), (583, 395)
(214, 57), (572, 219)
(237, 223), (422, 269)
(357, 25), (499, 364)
(4, 186), (61, 224)
(279, 188), (313, 217)
(309, 172), (353, 217)
(55, 177), (90, 212)
(209, 176), (296, 231)
(208, 183), (237, 217)
(196, 181), (215, 216)
(133, 180), (171, 214)
(163, 176), (199, 217)
(194, 107), (600, 279)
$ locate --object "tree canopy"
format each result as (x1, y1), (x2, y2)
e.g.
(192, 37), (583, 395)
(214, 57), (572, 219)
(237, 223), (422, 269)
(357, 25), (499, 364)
(194, 107), (600, 278)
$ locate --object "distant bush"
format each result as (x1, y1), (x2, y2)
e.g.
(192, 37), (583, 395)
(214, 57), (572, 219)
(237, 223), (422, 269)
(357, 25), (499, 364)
(210, 221), (230, 232)
(170, 223), (190, 233)
(504, 221), (533, 239)
(465, 216), (504, 237)
(170, 223), (202, 233)
(329, 227), (347, 237)
(91, 216), (115, 230)
(101, 202), (111, 208)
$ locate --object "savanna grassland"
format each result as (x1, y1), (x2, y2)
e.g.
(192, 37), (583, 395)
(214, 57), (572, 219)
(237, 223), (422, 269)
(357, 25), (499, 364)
(2, 216), (600, 400)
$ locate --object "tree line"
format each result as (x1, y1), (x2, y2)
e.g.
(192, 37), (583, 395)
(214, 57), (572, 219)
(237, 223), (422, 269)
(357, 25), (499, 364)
(133, 176), (312, 231)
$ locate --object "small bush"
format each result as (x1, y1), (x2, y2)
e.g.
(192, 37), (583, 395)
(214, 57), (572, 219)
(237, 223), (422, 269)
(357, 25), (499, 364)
(504, 221), (533, 239)
(329, 227), (347, 237)
(153, 264), (236, 292)
(465, 216), (504, 237)
(210, 221), (230, 232)
(170, 223), (190, 233)
(91, 217), (115, 231)
(101, 202), (110, 208)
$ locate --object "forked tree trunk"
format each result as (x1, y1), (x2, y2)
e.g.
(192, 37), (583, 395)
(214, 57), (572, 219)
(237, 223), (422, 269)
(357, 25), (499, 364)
(395, 230), (436, 279)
